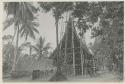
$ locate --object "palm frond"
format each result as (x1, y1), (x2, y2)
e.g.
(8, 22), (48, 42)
(4, 2), (19, 16)
(39, 2), (53, 12)
(32, 27), (39, 34)
(20, 20), (39, 40)
(43, 43), (51, 51)
(4, 2), (38, 40)
(3, 17), (14, 30)
(32, 45), (39, 53)
(26, 2), (38, 13)
(32, 36), (51, 58)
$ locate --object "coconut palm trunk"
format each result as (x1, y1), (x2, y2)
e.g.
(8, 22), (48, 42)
(11, 26), (19, 73)
(55, 17), (61, 72)
(4, 2), (39, 74)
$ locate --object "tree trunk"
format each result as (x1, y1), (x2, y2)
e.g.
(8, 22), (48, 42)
(64, 12), (68, 64)
(55, 18), (61, 72)
(80, 37), (84, 76)
(50, 16), (67, 81)
(64, 22), (68, 72)
(11, 28), (17, 44)
(56, 18), (59, 52)
(29, 46), (32, 56)
(11, 26), (19, 73)
(72, 19), (76, 76)
(15, 55), (23, 65)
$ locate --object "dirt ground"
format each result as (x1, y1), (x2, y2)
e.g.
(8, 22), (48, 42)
(3, 72), (123, 82)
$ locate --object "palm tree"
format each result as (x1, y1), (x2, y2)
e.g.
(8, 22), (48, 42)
(33, 36), (51, 60)
(2, 35), (30, 73)
(3, 43), (15, 73)
(32, 36), (51, 69)
(39, 2), (73, 80)
(4, 2), (39, 72)
(21, 42), (33, 56)
(3, 36), (15, 73)
(12, 42), (35, 67)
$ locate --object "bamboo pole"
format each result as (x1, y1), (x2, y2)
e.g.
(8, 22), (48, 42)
(55, 17), (61, 72)
(83, 35), (88, 77)
(64, 11), (68, 65)
(80, 39), (84, 76)
(84, 52), (87, 77)
(58, 17), (63, 72)
(72, 18), (76, 76)
(11, 26), (19, 73)
(92, 55), (96, 75)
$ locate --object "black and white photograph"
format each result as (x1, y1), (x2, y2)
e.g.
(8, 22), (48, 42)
(2, 1), (124, 82)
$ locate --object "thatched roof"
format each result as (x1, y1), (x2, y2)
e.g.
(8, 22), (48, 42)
(15, 55), (56, 71)
(50, 18), (92, 60)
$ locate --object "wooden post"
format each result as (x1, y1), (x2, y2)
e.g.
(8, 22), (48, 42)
(72, 18), (76, 76)
(63, 12), (69, 76)
(64, 21), (68, 65)
(64, 23), (68, 76)
(55, 17), (60, 72)
(64, 11), (69, 65)
(59, 17), (63, 72)
(84, 53), (87, 77)
(91, 54), (95, 76)
(82, 35), (86, 76)
(80, 38), (84, 76)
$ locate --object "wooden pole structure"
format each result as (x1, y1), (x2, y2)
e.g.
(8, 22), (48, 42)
(83, 45), (87, 77)
(59, 17), (64, 71)
(59, 18), (63, 71)
(92, 55), (96, 75)
(72, 17), (76, 76)
(55, 17), (61, 73)
(64, 12), (68, 65)
(64, 22), (68, 75)
(85, 53), (88, 77)
(80, 38), (84, 76)
(82, 35), (86, 76)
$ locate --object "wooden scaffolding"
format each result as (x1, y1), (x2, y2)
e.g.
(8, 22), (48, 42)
(50, 17), (95, 77)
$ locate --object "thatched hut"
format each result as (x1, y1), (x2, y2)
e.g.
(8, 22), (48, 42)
(14, 55), (56, 78)
(16, 56), (55, 71)
(50, 18), (95, 76)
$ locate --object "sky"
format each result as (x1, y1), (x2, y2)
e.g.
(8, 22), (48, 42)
(3, 3), (95, 52)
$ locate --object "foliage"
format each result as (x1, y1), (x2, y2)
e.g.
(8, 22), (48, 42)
(32, 36), (51, 60)
(3, 2), (123, 78)
(79, 2), (124, 74)
(3, 42), (14, 73)
(4, 2), (39, 72)
(39, 3), (73, 80)
(39, 2), (73, 19)
(60, 1), (124, 74)
(2, 35), (26, 73)
(3, 35), (14, 73)
(94, 2), (123, 73)
(4, 2), (39, 40)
